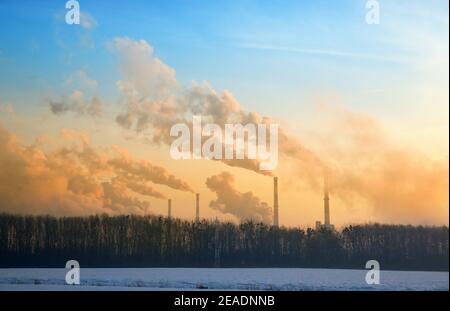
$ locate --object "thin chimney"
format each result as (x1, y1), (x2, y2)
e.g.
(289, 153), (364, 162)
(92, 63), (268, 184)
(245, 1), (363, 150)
(168, 199), (172, 219)
(324, 175), (330, 227)
(273, 176), (279, 227)
(195, 193), (200, 222)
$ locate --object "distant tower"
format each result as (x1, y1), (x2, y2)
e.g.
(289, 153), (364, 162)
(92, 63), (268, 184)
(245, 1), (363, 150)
(168, 199), (172, 219)
(273, 177), (279, 227)
(196, 193), (200, 222)
(324, 176), (330, 227)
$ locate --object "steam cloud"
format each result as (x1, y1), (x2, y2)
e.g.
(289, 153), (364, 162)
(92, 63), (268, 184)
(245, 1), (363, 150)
(109, 37), (296, 176)
(108, 37), (448, 224)
(109, 37), (323, 182)
(0, 124), (193, 216)
(206, 172), (272, 223)
(312, 104), (449, 224)
(38, 36), (448, 224)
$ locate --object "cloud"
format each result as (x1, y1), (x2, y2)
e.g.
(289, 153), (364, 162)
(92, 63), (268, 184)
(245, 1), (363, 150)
(119, 177), (166, 200)
(109, 37), (309, 176)
(108, 145), (195, 193)
(48, 90), (102, 117)
(80, 12), (98, 30)
(101, 180), (150, 214)
(206, 172), (272, 223)
(108, 37), (177, 99)
(48, 69), (102, 117)
(0, 123), (193, 216)
(237, 43), (414, 64)
(311, 103), (449, 224)
(46, 37), (447, 224)
(65, 69), (98, 90)
(53, 10), (98, 51)
(120, 37), (447, 225)
(0, 102), (14, 115)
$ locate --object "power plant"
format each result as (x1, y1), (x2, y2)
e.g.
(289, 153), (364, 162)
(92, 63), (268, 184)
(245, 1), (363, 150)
(273, 177), (279, 227)
(164, 174), (332, 230)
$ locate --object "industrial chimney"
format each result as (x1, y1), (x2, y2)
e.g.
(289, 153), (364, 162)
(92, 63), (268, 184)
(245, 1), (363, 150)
(168, 199), (172, 219)
(273, 177), (279, 227)
(324, 176), (330, 227)
(195, 193), (200, 222)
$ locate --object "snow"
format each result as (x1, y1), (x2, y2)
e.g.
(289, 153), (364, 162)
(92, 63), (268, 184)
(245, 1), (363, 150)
(0, 268), (447, 291)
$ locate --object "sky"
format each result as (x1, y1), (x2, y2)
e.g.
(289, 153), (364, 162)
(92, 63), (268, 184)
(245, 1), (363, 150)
(0, 0), (448, 227)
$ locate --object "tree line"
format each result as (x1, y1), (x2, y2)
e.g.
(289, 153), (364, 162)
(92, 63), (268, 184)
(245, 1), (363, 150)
(0, 213), (448, 271)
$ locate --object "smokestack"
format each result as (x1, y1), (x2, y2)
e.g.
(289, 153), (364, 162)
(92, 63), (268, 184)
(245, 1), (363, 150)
(324, 176), (330, 227)
(196, 193), (200, 222)
(168, 199), (172, 219)
(273, 177), (279, 227)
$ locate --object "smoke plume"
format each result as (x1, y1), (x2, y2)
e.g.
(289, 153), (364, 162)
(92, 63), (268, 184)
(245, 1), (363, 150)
(109, 38), (448, 224)
(311, 104), (449, 224)
(206, 172), (272, 223)
(109, 37), (291, 176)
(0, 123), (193, 216)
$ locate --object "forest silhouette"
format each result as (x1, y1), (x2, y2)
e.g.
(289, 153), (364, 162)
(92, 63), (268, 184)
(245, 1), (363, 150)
(0, 214), (448, 271)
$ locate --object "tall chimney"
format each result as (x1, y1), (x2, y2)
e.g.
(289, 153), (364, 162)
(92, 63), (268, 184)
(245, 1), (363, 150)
(168, 199), (172, 219)
(324, 176), (330, 227)
(273, 177), (279, 227)
(195, 193), (200, 222)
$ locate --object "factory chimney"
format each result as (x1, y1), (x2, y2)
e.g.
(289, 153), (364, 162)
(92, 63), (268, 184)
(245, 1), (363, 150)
(324, 176), (330, 227)
(273, 177), (279, 227)
(168, 199), (172, 219)
(195, 193), (200, 222)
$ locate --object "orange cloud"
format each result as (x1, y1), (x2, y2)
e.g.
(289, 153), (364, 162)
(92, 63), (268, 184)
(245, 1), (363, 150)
(303, 103), (449, 225)
(0, 123), (193, 216)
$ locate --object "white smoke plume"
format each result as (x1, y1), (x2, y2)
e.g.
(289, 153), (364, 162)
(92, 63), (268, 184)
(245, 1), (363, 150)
(206, 172), (272, 223)
(109, 37), (318, 177)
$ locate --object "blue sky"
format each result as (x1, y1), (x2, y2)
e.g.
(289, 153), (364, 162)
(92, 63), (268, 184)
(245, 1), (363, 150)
(0, 0), (448, 147)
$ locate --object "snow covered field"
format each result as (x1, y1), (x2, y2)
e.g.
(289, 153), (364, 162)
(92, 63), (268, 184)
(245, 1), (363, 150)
(0, 268), (448, 291)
